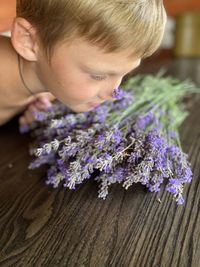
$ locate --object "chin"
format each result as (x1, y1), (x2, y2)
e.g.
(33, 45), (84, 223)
(68, 104), (94, 113)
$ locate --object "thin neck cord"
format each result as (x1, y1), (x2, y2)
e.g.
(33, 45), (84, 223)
(17, 53), (37, 98)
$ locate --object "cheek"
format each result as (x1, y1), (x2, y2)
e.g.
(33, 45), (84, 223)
(50, 67), (99, 101)
(37, 56), (100, 103)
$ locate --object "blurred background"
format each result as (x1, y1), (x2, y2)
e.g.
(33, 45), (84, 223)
(0, 0), (15, 33)
(0, 0), (200, 58)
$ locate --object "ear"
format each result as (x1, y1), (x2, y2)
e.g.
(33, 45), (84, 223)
(11, 17), (40, 61)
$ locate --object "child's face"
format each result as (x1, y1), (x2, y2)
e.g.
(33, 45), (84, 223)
(36, 37), (141, 112)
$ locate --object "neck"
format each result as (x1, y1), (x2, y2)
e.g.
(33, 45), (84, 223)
(17, 54), (35, 96)
(17, 54), (47, 98)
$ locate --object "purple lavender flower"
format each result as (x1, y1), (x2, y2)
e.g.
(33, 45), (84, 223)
(136, 112), (157, 130)
(112, 88), (124, 99)
(34, 111), (47, 122)
(24, 74), (196, 206)
(19, 124), (30, 134)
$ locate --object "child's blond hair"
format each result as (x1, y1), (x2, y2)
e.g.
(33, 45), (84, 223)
(16, 0), (166, 59)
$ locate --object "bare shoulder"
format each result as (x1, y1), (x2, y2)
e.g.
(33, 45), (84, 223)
(0, 35), (10, 51)
(0, 35), (19, 125)
(0, 35), (17, 83)
(0, 35), (12, 47)
(0, 35), (15, 64)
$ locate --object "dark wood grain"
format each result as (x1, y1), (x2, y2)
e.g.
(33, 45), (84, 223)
(0, 59), (200, 267)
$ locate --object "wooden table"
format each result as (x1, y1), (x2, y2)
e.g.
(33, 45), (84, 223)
(0, 59), (200, 267)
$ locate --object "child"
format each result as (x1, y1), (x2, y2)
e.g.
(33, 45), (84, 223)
(0, 0), (166, 126)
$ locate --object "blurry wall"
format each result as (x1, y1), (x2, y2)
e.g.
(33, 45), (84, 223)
(164, 0), (200, 16)
(162, 0), (200, 58)
(0, 0), (16, 32)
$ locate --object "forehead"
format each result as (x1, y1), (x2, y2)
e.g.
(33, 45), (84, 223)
(52, 37), (141, 74)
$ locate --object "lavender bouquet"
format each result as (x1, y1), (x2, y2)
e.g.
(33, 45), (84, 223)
(21, 72), (200, 205)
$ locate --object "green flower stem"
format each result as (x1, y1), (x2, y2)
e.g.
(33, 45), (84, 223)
(113, 85), (198, 126)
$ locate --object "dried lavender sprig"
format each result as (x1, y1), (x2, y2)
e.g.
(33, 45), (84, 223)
(24, 73), (200, 205)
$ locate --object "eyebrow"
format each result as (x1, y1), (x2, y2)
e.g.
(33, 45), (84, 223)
(80, 63), (140, 77)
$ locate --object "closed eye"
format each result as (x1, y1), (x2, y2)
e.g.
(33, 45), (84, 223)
(90, 74), (107, 81)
